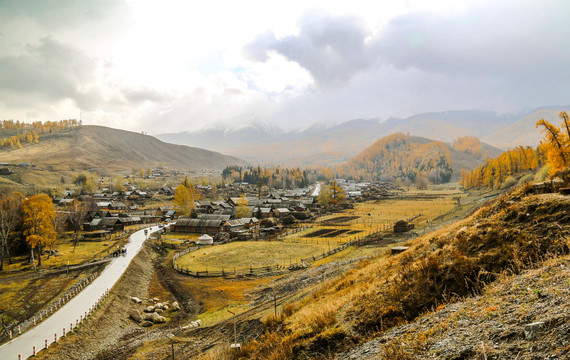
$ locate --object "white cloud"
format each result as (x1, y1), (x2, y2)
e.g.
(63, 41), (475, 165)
(0, 0), (568, 135)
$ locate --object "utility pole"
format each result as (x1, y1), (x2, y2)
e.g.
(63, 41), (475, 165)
(228, 310), (240, 352)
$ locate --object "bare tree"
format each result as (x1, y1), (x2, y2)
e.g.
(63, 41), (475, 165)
(65, 199), (88, 251)
(0, 191), (22, 271)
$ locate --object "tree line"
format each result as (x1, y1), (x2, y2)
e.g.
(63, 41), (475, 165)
(459, 146), (545, 189)
(0, 119), (81, 150)
(460, 111), (570, 189)
(222, 165), (330, 190)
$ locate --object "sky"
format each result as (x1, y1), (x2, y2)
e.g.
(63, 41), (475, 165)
(0, 0), (569, 134)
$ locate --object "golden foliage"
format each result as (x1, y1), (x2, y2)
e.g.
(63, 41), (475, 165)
(235, 194), (251, 218)
(536, 111), (570, 174)
(22, 193), (56, 267)
(454, 136), (482, 158)
(460, 145), (544, 189)
(344, 133), (452, 184)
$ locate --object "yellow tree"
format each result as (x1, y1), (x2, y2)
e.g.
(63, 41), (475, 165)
(328, 180), (346, 208)
(536, 111), (570, 174)
(235, 194), (250, 218)
(173, 184), (194, 216)
(22, 193), (56, 269)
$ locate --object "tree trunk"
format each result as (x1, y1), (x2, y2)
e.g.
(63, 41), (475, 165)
(37, 244), (42, 267)
(0, 245), (3, 271)
(30, 246), (35, 271)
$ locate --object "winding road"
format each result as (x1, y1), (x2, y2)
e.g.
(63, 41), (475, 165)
(0, 225), (161, 360)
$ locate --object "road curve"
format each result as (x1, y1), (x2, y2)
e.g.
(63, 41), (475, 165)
(0, 226), (161, 360)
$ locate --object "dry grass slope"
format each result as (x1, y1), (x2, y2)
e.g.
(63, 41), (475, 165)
(235, 185), (570, 359)
(0, 125), (245, 172)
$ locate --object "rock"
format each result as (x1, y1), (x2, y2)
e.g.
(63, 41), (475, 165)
(145, 313), (154, 321)
(155, 308), (164, 314)
(172, 302), (181, 311)
(525, 321), (545, 339)
(152, 297), (159, 303)
(154, 316), (166, 324)
(140, 321), (153, 327)
(144, 306), (155, 313)
(151, 312), (162, 323)
(391, 246), (408, 255)
(129, 309), (143, 323)
(163, 304), (170, 310)
(155, 302), (163, 309)
(131, 296), (142, 304)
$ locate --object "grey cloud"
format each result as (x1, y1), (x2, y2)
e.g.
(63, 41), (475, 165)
(245, 11), (375, 86)
(245, 2), (570, 87)
(0, 37), (102, 110)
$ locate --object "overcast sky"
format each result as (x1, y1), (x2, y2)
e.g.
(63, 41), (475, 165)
(0, 0), (568, 134)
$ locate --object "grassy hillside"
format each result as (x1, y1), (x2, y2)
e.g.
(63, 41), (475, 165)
(344, 133), (502, 183)
(0, 125), (245, 173)
(233, 183), (570, 359)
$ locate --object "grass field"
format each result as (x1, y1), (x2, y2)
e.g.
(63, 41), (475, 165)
(281, 195), (459, 247)
(0, 237), (125, 272)
(176, 241), (330, 271)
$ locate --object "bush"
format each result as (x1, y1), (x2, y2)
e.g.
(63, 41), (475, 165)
(517, 173), (535, 186)
(500, 175), (517, 189)
(535, 165), (551, 182)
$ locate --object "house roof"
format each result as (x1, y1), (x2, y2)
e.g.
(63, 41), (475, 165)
(174, 218), (223, 227)
(198, 214), (231, 221)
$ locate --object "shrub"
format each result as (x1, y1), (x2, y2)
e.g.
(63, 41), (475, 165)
(534, 165), (551, 182)
(500, 176), (517, 189)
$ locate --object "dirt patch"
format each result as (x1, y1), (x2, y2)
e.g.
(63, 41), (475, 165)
(319, 216), (359, 223)
(306, 228), (338, 237)
(326, 229), (350, 237)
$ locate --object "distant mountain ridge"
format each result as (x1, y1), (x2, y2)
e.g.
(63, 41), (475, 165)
(156, 107), (562, 166)
(0, 125), (245, 174)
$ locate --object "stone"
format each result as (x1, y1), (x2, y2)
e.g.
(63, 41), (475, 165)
(152, 297), (159, 303)
(151, 312), (162, 323)
(145, 313), (154, 321)
(154, 316), (166, 324)
(131, 296), (142, 304)
(172, 302), (181, 311)
(129, 309), (143, 323)
(144, 306), (155, 313)
(140, 321), (153, 327)
(155, 308), (164, 314)
(391, 246), (408, 255)
(525, 322), (545, 339)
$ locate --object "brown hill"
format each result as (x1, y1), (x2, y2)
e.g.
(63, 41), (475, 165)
(0, 125), (244, 173)
(483, 108), (564, 149)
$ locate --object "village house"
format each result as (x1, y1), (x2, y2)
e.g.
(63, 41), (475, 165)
(171, 218), (223, 234)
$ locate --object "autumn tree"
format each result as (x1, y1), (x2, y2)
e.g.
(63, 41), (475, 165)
(235, 194), (251, 218)
(328, 180), (346, 208)
(22, 193), (56, 269)
(536, 111), (570, 174)
(0, 191), (23, 271)
(174, 184), (195, 217)
(317, 183), (331, 208)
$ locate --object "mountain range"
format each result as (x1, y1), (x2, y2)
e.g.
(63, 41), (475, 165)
(157, 106), (566, 166)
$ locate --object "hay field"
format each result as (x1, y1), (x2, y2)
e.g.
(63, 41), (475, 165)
(176, 241), (329, 271)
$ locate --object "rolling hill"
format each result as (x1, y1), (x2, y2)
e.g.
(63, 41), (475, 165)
(344, 133), (502, 182)
(0, 125), (245, 173)
(483, 107), (566, 149)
